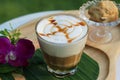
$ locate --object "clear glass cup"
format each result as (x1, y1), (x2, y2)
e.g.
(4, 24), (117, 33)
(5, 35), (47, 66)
(79, 0), (120, 43)
(35, 13), (88, 78)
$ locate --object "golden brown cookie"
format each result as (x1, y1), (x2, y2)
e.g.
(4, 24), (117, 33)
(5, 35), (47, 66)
(88, 1), (119, 22)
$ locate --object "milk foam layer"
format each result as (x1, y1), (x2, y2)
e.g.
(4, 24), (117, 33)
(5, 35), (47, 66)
(37, 15), (87, 43)
(36, 14), (88, 57)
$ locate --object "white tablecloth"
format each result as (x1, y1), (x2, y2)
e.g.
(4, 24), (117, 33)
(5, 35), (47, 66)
(0, 11), (120, 80)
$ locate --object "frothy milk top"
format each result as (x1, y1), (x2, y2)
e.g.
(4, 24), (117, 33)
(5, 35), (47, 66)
(37, 15), (87, 43)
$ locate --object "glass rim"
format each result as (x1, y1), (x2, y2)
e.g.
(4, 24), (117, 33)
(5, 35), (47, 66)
(35, 13), (88, 45)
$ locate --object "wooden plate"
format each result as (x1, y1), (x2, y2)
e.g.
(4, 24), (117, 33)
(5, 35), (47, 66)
(14, 10), (120, 80)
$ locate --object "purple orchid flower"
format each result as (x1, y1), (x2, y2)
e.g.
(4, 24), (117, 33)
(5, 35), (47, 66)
(0, 37), (35, 67)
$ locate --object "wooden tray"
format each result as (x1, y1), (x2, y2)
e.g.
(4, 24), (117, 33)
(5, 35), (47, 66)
(12, 10), (120, 80)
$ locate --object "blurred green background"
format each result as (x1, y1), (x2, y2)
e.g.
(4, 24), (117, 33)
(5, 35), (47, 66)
(0, 0), (120, 24)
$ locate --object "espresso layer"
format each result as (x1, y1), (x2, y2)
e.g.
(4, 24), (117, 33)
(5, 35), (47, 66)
(43, 51), (82, 71)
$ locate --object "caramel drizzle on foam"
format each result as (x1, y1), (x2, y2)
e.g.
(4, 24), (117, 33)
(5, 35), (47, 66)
(39, 16), (86, 43)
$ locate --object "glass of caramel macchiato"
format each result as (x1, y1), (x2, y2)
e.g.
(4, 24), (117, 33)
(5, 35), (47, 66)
(35, 13), (88, 78)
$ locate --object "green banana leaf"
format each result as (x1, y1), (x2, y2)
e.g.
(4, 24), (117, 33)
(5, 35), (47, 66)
(0, 49), (99, 80)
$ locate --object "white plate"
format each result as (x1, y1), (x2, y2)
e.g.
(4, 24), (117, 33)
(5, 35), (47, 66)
(0, 11), (62, 30)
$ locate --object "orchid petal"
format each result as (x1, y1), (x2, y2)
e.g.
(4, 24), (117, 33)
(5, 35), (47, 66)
(8, 57), (28, 67)
(8, 39), (35, 66)
(0, 37), (11, 63)
(15, 39), (35, 58)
